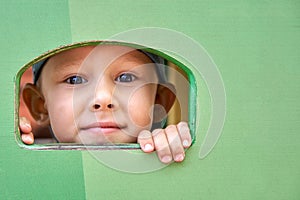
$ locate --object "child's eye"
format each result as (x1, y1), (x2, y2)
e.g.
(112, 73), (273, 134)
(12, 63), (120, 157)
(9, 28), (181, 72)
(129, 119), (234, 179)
(65, 76), (88, 84)
(115, 73), (137, 82)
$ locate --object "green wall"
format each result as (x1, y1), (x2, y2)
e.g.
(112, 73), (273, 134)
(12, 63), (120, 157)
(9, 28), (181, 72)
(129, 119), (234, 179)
(0, 1), (85, 199)
(0, 1), (299, 199)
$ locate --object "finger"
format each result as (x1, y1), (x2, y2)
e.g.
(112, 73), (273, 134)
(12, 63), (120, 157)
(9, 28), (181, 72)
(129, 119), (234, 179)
(177, 122), (192, 148)
(19, 116), (32, 134)
(152, 129), (172, 164)
(138, 130), (154, 153)
(21, 132), (34, 145)
(165, 125), (185, 162)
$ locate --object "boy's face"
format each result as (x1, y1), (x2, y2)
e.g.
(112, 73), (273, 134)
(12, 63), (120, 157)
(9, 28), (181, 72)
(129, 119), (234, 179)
(39, 45), (158, 144)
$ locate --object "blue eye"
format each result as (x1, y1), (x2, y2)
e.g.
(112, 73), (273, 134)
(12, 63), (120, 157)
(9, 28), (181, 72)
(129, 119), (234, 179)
(65, 76), (88, 84)
(115, 73), (136, 82)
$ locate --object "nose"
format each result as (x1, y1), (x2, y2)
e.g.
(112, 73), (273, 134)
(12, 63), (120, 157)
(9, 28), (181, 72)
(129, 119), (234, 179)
(89, 79), (118, 112)
(92, 102), (114, 110)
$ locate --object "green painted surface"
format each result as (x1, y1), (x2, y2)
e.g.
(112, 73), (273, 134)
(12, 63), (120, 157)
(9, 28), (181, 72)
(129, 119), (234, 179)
(69, 1), (299, 199)
(0, 1), (85, 199)
(0, 0), (299, 199)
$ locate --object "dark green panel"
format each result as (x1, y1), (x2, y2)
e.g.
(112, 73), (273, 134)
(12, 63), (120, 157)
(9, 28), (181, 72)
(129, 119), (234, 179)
(0, 1), (85, 199)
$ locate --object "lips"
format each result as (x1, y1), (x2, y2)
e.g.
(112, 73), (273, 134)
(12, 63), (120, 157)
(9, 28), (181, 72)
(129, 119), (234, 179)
(81, 122), (123, 134)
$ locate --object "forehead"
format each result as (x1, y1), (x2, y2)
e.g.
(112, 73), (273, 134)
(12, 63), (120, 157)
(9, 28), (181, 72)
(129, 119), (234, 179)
(45, 45), (154, 71)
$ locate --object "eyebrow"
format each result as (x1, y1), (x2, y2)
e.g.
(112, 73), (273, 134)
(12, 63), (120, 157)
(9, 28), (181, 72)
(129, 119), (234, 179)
(49, 52), (156, 77)
(51, 61), (83, 77)
(116, 53), (155, 68)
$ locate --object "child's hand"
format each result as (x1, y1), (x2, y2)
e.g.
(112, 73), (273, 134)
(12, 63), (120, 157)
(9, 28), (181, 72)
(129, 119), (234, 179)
(19, 116), (35, 144)
(138, 122), (191, 164)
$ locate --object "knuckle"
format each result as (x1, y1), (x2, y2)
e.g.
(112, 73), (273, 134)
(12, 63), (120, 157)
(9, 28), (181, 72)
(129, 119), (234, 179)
(165, 125), (177, 135)
(152, 128), (164, 137)
(177, 122), (190, 135)
(177, 121), (188, 128)
(138, 130), (151, 140)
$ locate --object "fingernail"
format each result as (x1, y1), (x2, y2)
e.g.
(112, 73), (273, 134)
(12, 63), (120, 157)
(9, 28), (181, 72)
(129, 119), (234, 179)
(175, 154), (184, 162)
(183, 140), (189, 147)
(161, 156), (172, 163)
(21, 121), (30, 128)
(144, 144), (153, 151)
(22, 134), (28, 140)
(22, 134), (33, 144)
(25, 123), (31, 129)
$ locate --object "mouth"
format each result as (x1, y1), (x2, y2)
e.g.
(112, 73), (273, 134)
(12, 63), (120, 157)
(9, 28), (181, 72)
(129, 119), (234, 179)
(81, 122), (124, 134)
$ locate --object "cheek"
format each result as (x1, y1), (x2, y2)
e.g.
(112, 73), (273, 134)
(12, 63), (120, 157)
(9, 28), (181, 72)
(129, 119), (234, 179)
(45, 90), (77, 141)
(127, 86), (156, 127)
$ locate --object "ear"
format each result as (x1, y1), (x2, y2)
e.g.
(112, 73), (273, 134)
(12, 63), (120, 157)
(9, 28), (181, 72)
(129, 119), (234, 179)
(22, 83), (50, 126)
(153, 83), (176, 123)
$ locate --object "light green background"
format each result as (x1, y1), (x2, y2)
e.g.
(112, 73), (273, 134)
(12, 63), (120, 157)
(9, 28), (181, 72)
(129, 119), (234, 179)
(0, 1), (299, 199)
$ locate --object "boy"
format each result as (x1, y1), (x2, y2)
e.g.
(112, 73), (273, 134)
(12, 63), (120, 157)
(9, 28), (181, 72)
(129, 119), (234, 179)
(20, 43), (191, 164)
